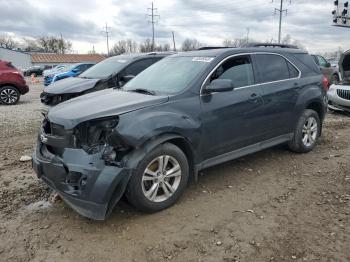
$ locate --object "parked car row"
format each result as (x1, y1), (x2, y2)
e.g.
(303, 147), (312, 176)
(40, 52), (173, 106)
(43, 63), (95, 86)
(32, 44), (330, 220)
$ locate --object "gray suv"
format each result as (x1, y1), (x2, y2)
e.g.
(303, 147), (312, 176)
(33, 45), (327, 220)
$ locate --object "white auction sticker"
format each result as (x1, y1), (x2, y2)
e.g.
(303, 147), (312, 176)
(117, 60), (128, 63)
(192, 57), (214, 63)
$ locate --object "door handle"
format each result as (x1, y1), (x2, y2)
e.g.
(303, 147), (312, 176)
(248, 93), (261, 103)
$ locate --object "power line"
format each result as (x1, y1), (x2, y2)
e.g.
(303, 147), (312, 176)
(272, 0), (291, 43)
(102, 23), (112, 56)
(147, 2), (160, 51)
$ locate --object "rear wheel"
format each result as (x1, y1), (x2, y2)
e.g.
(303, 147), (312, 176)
(126, 143), (189, 212)
(0, 86), (20, 105)
(288, 109), (320, 153)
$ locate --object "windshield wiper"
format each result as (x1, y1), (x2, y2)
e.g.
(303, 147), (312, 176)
(128, 88), (156, 95)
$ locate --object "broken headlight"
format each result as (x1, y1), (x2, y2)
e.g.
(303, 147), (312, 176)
(74, 116), (119, 154)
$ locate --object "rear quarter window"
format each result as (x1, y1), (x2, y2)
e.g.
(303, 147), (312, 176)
(292, 53), (321, 75)
(254, 54), (291, 83)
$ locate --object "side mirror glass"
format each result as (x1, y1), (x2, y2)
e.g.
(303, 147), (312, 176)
(204, 79), (234, 93)
(325, 62), (331, 68)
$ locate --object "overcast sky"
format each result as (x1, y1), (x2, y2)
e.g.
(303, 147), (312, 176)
(0, 0), (349, 53)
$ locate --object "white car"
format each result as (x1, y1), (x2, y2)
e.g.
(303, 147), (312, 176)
(328, 50), (350, 112)
(43, 65), (67, 77)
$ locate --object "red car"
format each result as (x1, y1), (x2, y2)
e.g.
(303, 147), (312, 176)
(0, 60), (29, 105)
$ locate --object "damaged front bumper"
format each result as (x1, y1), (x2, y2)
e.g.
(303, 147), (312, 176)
(32, 139), (131, 220)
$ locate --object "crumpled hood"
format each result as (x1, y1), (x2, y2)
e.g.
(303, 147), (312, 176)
(48, 89), (169, 129)
(44, 77), (100, 94)
(339, 49), (350, 83)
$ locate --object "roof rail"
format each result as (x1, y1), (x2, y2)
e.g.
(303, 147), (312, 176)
(146, 51), (177, 55)
(197, 47), (233, 50)
(244, 42), (299, 49)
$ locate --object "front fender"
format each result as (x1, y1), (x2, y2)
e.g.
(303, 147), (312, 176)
(116, 109), (201, 150)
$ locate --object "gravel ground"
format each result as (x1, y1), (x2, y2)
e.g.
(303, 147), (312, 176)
(0, 82), (349, 262)
(0, 78), (43, 138)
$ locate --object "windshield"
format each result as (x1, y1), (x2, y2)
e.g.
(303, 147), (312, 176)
(80, 56), (131, 79)
(123, 56), (211, 94)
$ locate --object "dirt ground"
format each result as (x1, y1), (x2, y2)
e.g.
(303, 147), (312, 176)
(0, 81), (349, 262)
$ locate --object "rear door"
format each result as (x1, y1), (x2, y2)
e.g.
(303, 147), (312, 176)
(253, 53), (300, 137)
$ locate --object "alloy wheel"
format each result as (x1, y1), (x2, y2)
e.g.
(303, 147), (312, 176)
(0, 88), (18, 105)
(141, 155), (182, 203)
(302, 116), (318, 147)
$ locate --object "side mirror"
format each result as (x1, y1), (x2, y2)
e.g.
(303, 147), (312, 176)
(204, 79), (234, 93)
(122, 75), (135, 82)
(325, 62), (331, 68)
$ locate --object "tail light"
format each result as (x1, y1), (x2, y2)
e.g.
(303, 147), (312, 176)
(322, 75), (329, 91)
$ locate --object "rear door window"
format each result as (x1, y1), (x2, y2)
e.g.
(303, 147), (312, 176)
(255, 54), (295, 83)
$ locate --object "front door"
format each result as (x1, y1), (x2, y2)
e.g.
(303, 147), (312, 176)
(200, 55), (264, 160)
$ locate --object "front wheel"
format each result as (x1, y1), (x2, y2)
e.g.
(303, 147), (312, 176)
(288, 109), (321, 153)
(0, 86), (20, 105)
(126, 143), (189, 213)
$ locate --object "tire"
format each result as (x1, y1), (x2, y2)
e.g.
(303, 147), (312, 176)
(288, 109), (321, 153)
(126, 143), (189, 213)
(0, 86), (20, 105)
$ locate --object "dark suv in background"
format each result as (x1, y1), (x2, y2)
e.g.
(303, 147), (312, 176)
(0, 60), (29, 105)
(312, 54), (340, 84)
(40, 52), (174, 106)
(33, 45), (327, 220)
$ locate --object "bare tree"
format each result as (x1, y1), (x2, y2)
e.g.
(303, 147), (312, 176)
(37, 36), (72, 54)
(22, 37), (42, 52)
(110, 39), (139, 56)
(181, 38), (202, 51)
(281, 34), (306, 50)
(222, 38), (249, 48)
(0, 34), (18, 49)
(139, 39), (153, 53)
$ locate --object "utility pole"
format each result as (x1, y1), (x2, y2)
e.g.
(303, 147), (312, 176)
(147, 2), (160, 51)
(246, 28), (250, 43)
(102, 23), (111, 56)
(60, 32), (64, 54)
(172, 31), (176, 51)
(273, 0), (291, 43)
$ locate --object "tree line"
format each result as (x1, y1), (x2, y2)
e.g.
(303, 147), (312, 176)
(1, 33), (308, 56)
(0, 34), (72, 54)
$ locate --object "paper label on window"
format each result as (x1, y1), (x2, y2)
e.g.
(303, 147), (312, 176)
(192, 57), (214, 63)
(117, 60), (128, 63)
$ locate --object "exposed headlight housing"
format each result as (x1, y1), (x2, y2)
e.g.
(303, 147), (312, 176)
(74, 116), (119, 153)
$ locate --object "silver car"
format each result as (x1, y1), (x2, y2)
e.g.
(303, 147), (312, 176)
(328, 50), (350, 112)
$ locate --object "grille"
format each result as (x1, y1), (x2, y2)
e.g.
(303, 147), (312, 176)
(337, 89), (350, 100)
